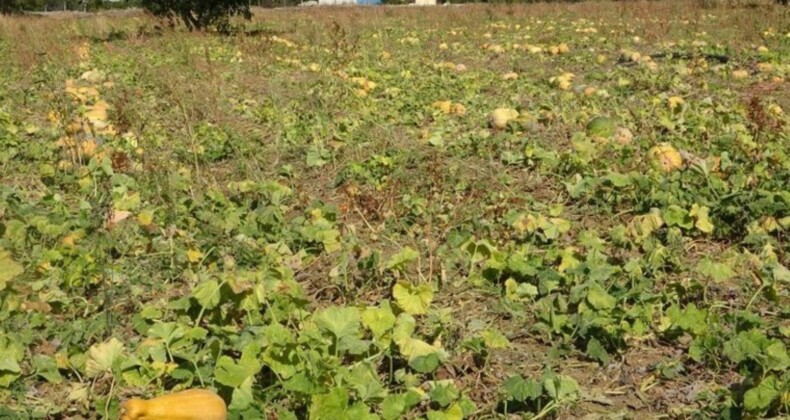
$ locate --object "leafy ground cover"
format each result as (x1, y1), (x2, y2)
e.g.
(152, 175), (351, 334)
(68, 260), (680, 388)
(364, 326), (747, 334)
(0, 2), (788, 418)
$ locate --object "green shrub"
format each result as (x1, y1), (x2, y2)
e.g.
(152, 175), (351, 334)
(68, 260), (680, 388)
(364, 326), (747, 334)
(141, 0), (252, 32)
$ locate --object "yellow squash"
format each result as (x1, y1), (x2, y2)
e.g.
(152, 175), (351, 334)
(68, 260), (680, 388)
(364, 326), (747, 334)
(489, 108), (519, 129)
(647, 143), (683, 173)
(121, 389), (227, 420)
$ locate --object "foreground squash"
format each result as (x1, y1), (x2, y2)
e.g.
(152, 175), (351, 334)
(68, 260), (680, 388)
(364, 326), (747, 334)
(121, 389), (227, 420)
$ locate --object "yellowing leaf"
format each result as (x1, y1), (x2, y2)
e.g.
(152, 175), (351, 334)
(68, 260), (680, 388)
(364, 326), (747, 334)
(393, 282), (434, 315)
(137, 209), (155, 227)
(399, 335), (439, 359)
(85, 338), (124, 378)
(690, 204), (714, 233)
(67, 383), (89, 403)
(187, 249), (204, 263)
(667, 96), (685, 110)
(629, 208), (665, 240)
(427, 403), (463, 420)
(362, 302), (397, 339)
(0, 249), (24, 291)
(558, 247), (580, 273)
(513, 213), (538, 234)
(481, 329), (510, 349)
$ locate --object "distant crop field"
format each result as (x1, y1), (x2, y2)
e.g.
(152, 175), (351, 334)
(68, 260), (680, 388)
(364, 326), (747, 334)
(0, 1), (788, 418)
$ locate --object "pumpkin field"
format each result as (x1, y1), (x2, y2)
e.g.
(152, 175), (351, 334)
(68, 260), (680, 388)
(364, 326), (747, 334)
(0, 1), (788, 418)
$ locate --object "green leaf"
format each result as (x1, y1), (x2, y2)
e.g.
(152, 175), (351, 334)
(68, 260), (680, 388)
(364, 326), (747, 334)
(543, 374), (579, 403)
(502, 375), (542, 401)
(0, 249), (23, 290)
(309, 387), (350, 419)
(458, 395), (477, 417)
(544, 217), (571, 240)
(723, 331), (764, 364)
(148, 322), (185, 345)
(762, 341), (790, 372)
(429, 382), (459, 407)
(558, 247), (580, 273)
(426, 403), (463, 420)
(362, 302), (396, 340)
(85, 338), (125, 378)
(516, 282), (538, 299)
(214, 355), (260, 388)
(586, 285), (616, 310)
(409, 348), (441, 373)
(668, 304), (709, 336)
(283, 371), (323, 395)
(663, 205), (693, 229)
(113, 191), (141, 211)
(315, 306), (361, 341)
(586, 337), (610, 364)
(462, 238), (498, 263)
(743, 375), (780, 413)
(302, 217), (342, 253)
(0, 341), (22, 387)
(604, 172), (632, 187)
(393, 282), (433, 315)
(381, 391), (421, 420)
(229, 376), (255, 411)
(344, 364), (387, 403)
(689, 204), (714, 233)
(695, 259), (735, 283)
(345, 402), (378, 420)
(772, 264), (790, 283)
(481, 329), (510, 349)
(192, 279), (222, 309)
(306, 146), (330, 168)
(392, 313), (417, 344)
(385, 247), (419, 272)
(33, 356), (62, 384)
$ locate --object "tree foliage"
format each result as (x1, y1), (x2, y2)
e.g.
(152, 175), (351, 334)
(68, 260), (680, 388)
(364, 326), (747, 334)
(140, 0), (252, 32)
(0, 0), (22, 14)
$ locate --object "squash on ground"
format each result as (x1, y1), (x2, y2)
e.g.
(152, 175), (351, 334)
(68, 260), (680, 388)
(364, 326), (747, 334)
(647, 143), (683, 172)
(121, 389), (227, 420)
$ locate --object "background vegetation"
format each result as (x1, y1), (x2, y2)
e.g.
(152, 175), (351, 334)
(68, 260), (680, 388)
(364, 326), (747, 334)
(0, 1), (788, 418)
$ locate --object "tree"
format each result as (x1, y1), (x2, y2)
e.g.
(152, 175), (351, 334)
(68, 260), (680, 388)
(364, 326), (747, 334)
(140, 0), (252, 32)
(1, 0), (22, 14)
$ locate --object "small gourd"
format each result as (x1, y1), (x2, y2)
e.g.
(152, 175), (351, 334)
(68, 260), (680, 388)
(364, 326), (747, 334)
(121, 389), (227, 420)
(647, 143), (683, 173)
(489, 108), (519, 129)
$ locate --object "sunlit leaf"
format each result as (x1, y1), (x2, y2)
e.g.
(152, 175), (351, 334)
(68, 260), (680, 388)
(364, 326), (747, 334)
(315, 306), (361, 340)
(393, 282), (433, 315)
(0, 249), (23, 291)
(85, 338), (125, 378)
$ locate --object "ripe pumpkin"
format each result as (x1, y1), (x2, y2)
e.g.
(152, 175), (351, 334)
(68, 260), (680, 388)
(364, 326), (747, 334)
(432, 100), (452, 114)
(613, 127), (634, 145)
(121, 389), (227, 420)
(490, 108), (519, 129)
(647, 143), (683, 172)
